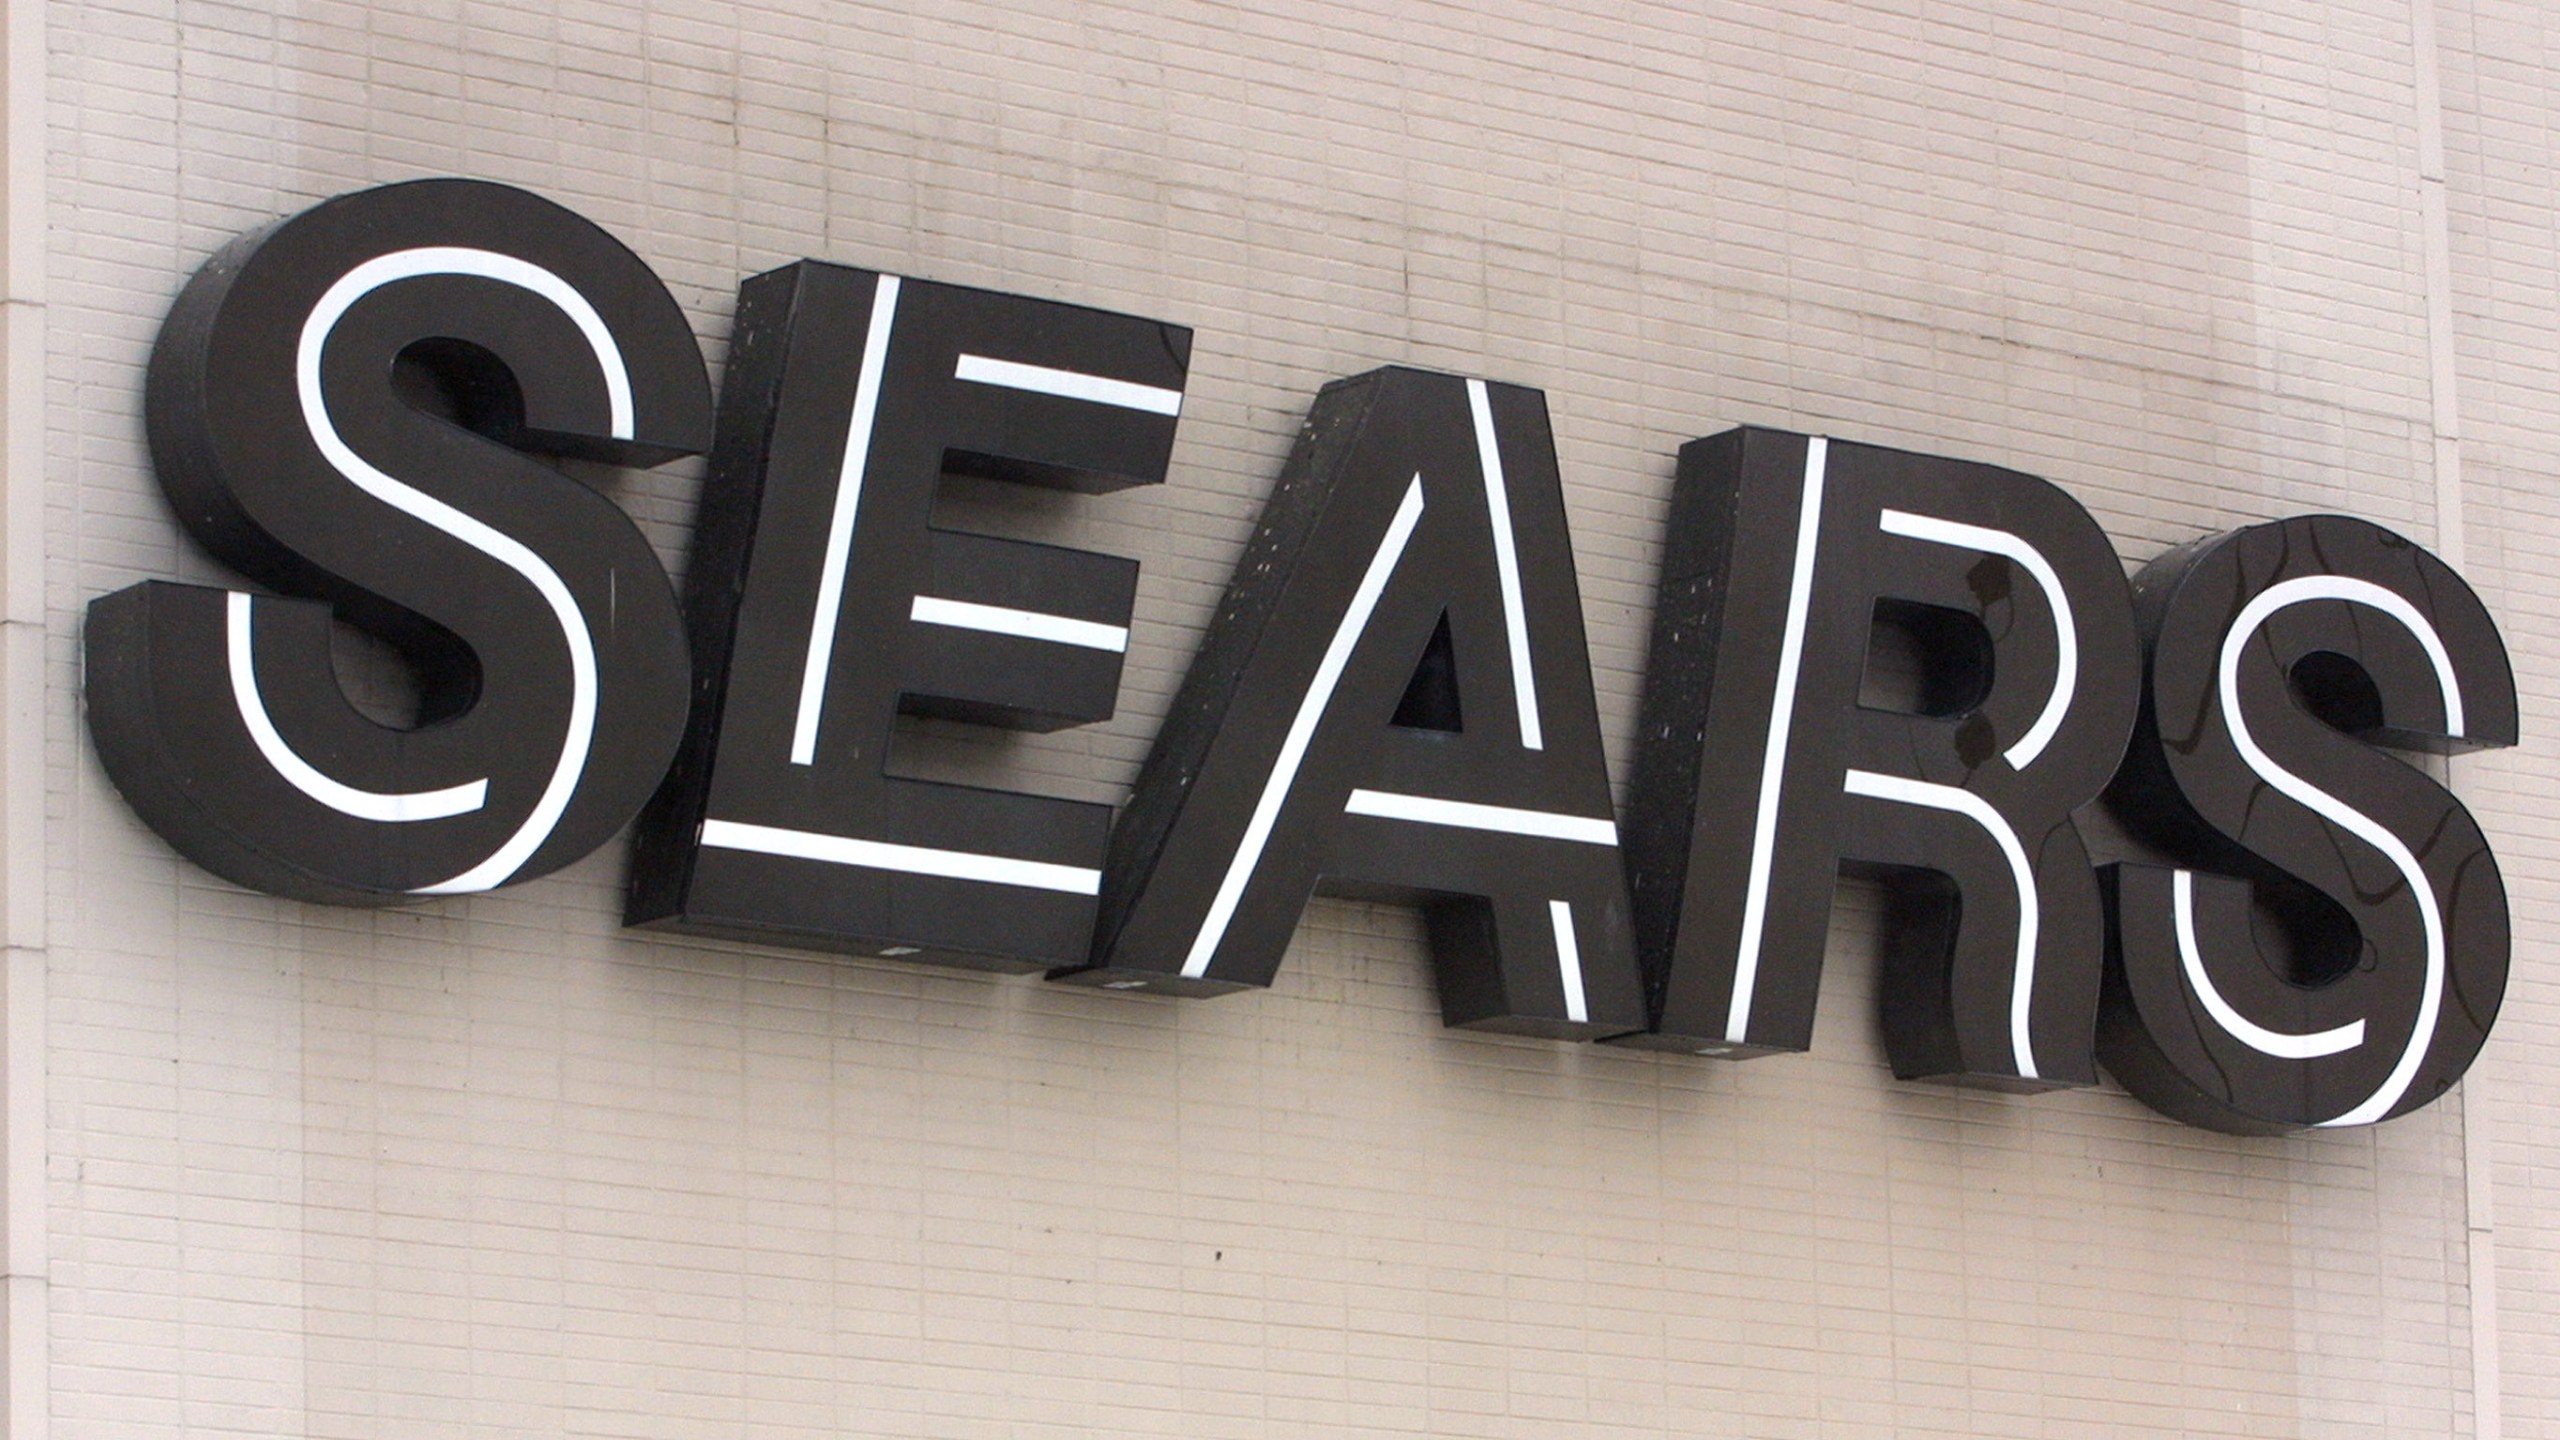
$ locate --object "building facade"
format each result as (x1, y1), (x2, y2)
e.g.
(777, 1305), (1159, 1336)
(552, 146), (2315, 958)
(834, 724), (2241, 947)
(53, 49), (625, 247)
(12, 0), (2560, 1435)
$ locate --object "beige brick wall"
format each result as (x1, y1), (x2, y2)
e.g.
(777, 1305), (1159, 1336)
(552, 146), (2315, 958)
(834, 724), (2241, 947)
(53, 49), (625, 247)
(33, 0), (2560, 1434)
(2438, 0), (2560, 1430)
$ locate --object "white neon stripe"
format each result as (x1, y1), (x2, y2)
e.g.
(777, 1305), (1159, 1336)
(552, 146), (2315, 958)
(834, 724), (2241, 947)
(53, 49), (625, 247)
(1843, 768), (2042, 1081)
(2244, 577), (2464, 737)
(1876, 508), (2078, 770)
(1549, 900), (1588, 1024)
(700, 818), (1100, 895)
(224, 593), (487, 823)
(313, 246), (632, 439)
(1467, 378), (1542, 751)
(1342, 789), (1618, 846)
(790, 273), (901, 767)
(1727, 437), (1827, 1043)
(954, 354), (1184, 416)
(1182, 477), (1428, 979)
(295, 248), (623, 893)
(2173, 869), (2365, 1060)
(2221, 576), (2463, 1127)
(908, 596), (1130, 652)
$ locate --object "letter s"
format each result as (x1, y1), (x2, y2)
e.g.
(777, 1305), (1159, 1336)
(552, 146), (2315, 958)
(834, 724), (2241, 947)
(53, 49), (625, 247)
(84, 179), (712, 903)
(2102, 516), (2518, 1132)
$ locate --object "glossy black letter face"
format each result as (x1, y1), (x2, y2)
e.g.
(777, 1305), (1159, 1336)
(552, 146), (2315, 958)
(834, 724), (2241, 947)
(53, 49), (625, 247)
(2101, 516), (2518, 1133)
(1615, 429), (2139, 1087)
(1057, 367), (1645, 1036)
(626, 262), (1187, 969)
(86, 179), (712, 903)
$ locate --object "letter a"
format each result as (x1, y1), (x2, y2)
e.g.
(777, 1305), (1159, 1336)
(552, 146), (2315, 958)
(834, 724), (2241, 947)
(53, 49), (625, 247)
(1057, 367), (1642, 1036)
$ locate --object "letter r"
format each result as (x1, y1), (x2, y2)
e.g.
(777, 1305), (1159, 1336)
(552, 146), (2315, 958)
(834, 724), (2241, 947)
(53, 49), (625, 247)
(1615, 429), (2137, 1087)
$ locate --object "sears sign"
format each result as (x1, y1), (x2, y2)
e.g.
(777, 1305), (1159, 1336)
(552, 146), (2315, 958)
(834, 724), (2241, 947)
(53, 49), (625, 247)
(85, 181), (2519, 1135)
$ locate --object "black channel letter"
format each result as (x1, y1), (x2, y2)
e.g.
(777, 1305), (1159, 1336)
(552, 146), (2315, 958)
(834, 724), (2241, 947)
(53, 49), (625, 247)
(85, 180), (712, 904)
(627, 262), (1187, 969)
(1614, 429), (2137, 1087)
(1056, 367), (1644, 1037)
(2102, 517), (2517, 1133)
